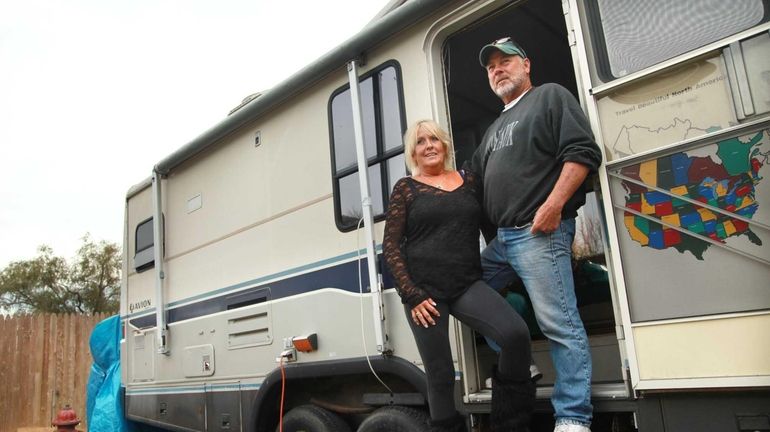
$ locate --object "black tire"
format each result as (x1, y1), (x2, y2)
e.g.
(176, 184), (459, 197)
(278, 404), (351, 432)
(357, 406), (429, 432)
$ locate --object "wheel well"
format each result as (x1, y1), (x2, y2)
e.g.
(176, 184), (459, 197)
(248, 356), (427, 432)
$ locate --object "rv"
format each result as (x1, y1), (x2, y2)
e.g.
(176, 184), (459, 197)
(121, 0), (770, 430)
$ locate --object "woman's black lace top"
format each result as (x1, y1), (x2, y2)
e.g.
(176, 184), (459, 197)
(383, 170), (483, 308)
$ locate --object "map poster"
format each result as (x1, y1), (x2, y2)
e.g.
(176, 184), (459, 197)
(609, 128), (770, 322)
(597, 56), (737, 161)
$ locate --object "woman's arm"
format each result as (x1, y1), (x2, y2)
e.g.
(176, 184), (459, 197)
(383, 179), (430, 308)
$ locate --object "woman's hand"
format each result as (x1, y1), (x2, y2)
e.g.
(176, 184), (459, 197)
(411, 298), (440, 328)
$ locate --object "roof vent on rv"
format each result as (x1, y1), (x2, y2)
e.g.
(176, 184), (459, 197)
(228, 91), (264, 116)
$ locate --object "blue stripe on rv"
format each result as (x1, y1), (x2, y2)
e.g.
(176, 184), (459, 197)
(127, 250), (395, 328)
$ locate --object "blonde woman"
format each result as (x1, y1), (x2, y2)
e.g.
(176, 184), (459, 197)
(383, 120), (534, 432)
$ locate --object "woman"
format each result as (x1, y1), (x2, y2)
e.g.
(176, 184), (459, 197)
(383, 120), (535, 432)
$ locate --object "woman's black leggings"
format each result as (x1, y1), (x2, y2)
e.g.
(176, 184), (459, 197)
(405, 279), (531, 421)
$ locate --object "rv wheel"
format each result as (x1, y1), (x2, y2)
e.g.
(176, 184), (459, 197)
(278, 404), (352, 432)
(357, 406), (429, 431)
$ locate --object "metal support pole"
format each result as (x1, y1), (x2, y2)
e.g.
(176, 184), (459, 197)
(152, 169), (169, 355)
(347, 59), (389, 354)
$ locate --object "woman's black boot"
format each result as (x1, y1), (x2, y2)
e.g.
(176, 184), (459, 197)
(490, 367), (535, 432)
(429, 412), (468, 432)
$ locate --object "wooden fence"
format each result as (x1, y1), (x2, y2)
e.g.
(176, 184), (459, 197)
(0, 313), (110, 432)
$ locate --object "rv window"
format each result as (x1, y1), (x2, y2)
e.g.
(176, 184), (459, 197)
(587, 0), (769, 80)
(329, 62), (407, 231)
(134, 217), (155, 272)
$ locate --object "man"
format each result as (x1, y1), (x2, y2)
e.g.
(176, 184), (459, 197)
(471, 37), (602, 432)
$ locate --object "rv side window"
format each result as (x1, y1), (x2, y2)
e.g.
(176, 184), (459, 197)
(328, 62), (407, 231)
(134, 217), (155, 272)
(587, 0), (770, 80)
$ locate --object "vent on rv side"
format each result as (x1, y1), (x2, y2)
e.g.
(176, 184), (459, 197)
(227, 311), (272, 349)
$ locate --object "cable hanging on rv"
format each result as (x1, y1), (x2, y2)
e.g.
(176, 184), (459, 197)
(357, 217), (394, 395)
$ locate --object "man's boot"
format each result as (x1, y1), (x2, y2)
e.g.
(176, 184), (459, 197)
(490, 367), (536, 432)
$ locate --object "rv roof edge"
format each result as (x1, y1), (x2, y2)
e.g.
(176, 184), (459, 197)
(126, 176), (152, 200)
(154, 0), (448, 176)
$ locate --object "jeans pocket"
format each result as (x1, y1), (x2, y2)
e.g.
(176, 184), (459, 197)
(558, 219), (576, 245)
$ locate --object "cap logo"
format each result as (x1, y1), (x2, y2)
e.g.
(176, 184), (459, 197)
(479, 37), (527, 67)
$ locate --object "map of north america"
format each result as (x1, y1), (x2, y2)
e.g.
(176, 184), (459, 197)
(621, 130), (768, 260)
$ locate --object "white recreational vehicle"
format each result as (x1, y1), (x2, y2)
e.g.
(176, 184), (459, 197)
(120, 1), (770, 431)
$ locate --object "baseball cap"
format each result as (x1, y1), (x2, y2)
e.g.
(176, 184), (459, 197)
(479, 37), (528, 67)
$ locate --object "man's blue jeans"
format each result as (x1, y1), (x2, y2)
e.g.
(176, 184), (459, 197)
(481, 218), (593, 426)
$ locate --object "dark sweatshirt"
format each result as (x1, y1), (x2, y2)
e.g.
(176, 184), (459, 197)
(470, 83), (602, 228)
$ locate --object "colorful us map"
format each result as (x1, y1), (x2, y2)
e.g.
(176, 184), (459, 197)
(621, 130), (769, 260)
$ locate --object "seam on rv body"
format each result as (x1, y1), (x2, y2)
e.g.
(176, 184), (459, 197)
(163, 193), (334, 263)
(126, 383), (262, 396)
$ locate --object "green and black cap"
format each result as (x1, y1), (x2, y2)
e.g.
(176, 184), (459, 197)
(479, 37), (527, 67)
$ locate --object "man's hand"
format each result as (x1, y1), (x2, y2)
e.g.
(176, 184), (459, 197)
(531, 162), (590, 235)
(411, 298), (440, 328)
(531, 201), (563, 234)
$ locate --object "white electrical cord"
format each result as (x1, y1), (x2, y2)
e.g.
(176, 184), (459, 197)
(357, 217), (394, 394)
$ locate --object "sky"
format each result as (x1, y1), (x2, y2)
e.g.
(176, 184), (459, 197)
(0, 0), (389, 268)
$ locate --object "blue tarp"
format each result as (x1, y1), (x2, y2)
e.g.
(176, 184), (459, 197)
(86, 315), (133, 431)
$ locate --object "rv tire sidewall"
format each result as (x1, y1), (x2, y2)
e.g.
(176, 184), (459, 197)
(357, 405), (429, 431)
(278, 404), (352, 432)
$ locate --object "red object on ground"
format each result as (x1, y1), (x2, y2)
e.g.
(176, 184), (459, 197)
(52, 404), (81, 431)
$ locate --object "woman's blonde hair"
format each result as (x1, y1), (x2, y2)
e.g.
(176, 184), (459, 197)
(403, 120), (455, 176)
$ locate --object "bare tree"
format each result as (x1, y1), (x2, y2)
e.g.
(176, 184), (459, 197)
(573, 211), (605, 260)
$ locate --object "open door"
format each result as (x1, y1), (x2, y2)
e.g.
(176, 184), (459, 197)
(439, 0), (628, 411)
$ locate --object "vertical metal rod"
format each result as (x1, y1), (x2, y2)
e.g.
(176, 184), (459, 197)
(723, 46), (747, 120)
(729, 41), (756, 117)
(347, 59), (388, 353)
(152, 169), (169, 354)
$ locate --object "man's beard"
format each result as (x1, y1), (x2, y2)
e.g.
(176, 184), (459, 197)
(493, 76), (523, 100)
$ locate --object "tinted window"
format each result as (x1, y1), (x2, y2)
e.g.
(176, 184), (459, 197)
(331, 78), (377, 170)
(329, 62), (407, 231)
(134, 217), (155, 272)
(379, 67), (404, 152)
(136, 218), (153, 252)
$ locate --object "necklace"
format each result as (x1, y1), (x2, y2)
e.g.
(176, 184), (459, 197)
(418, 172), (446, 189)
